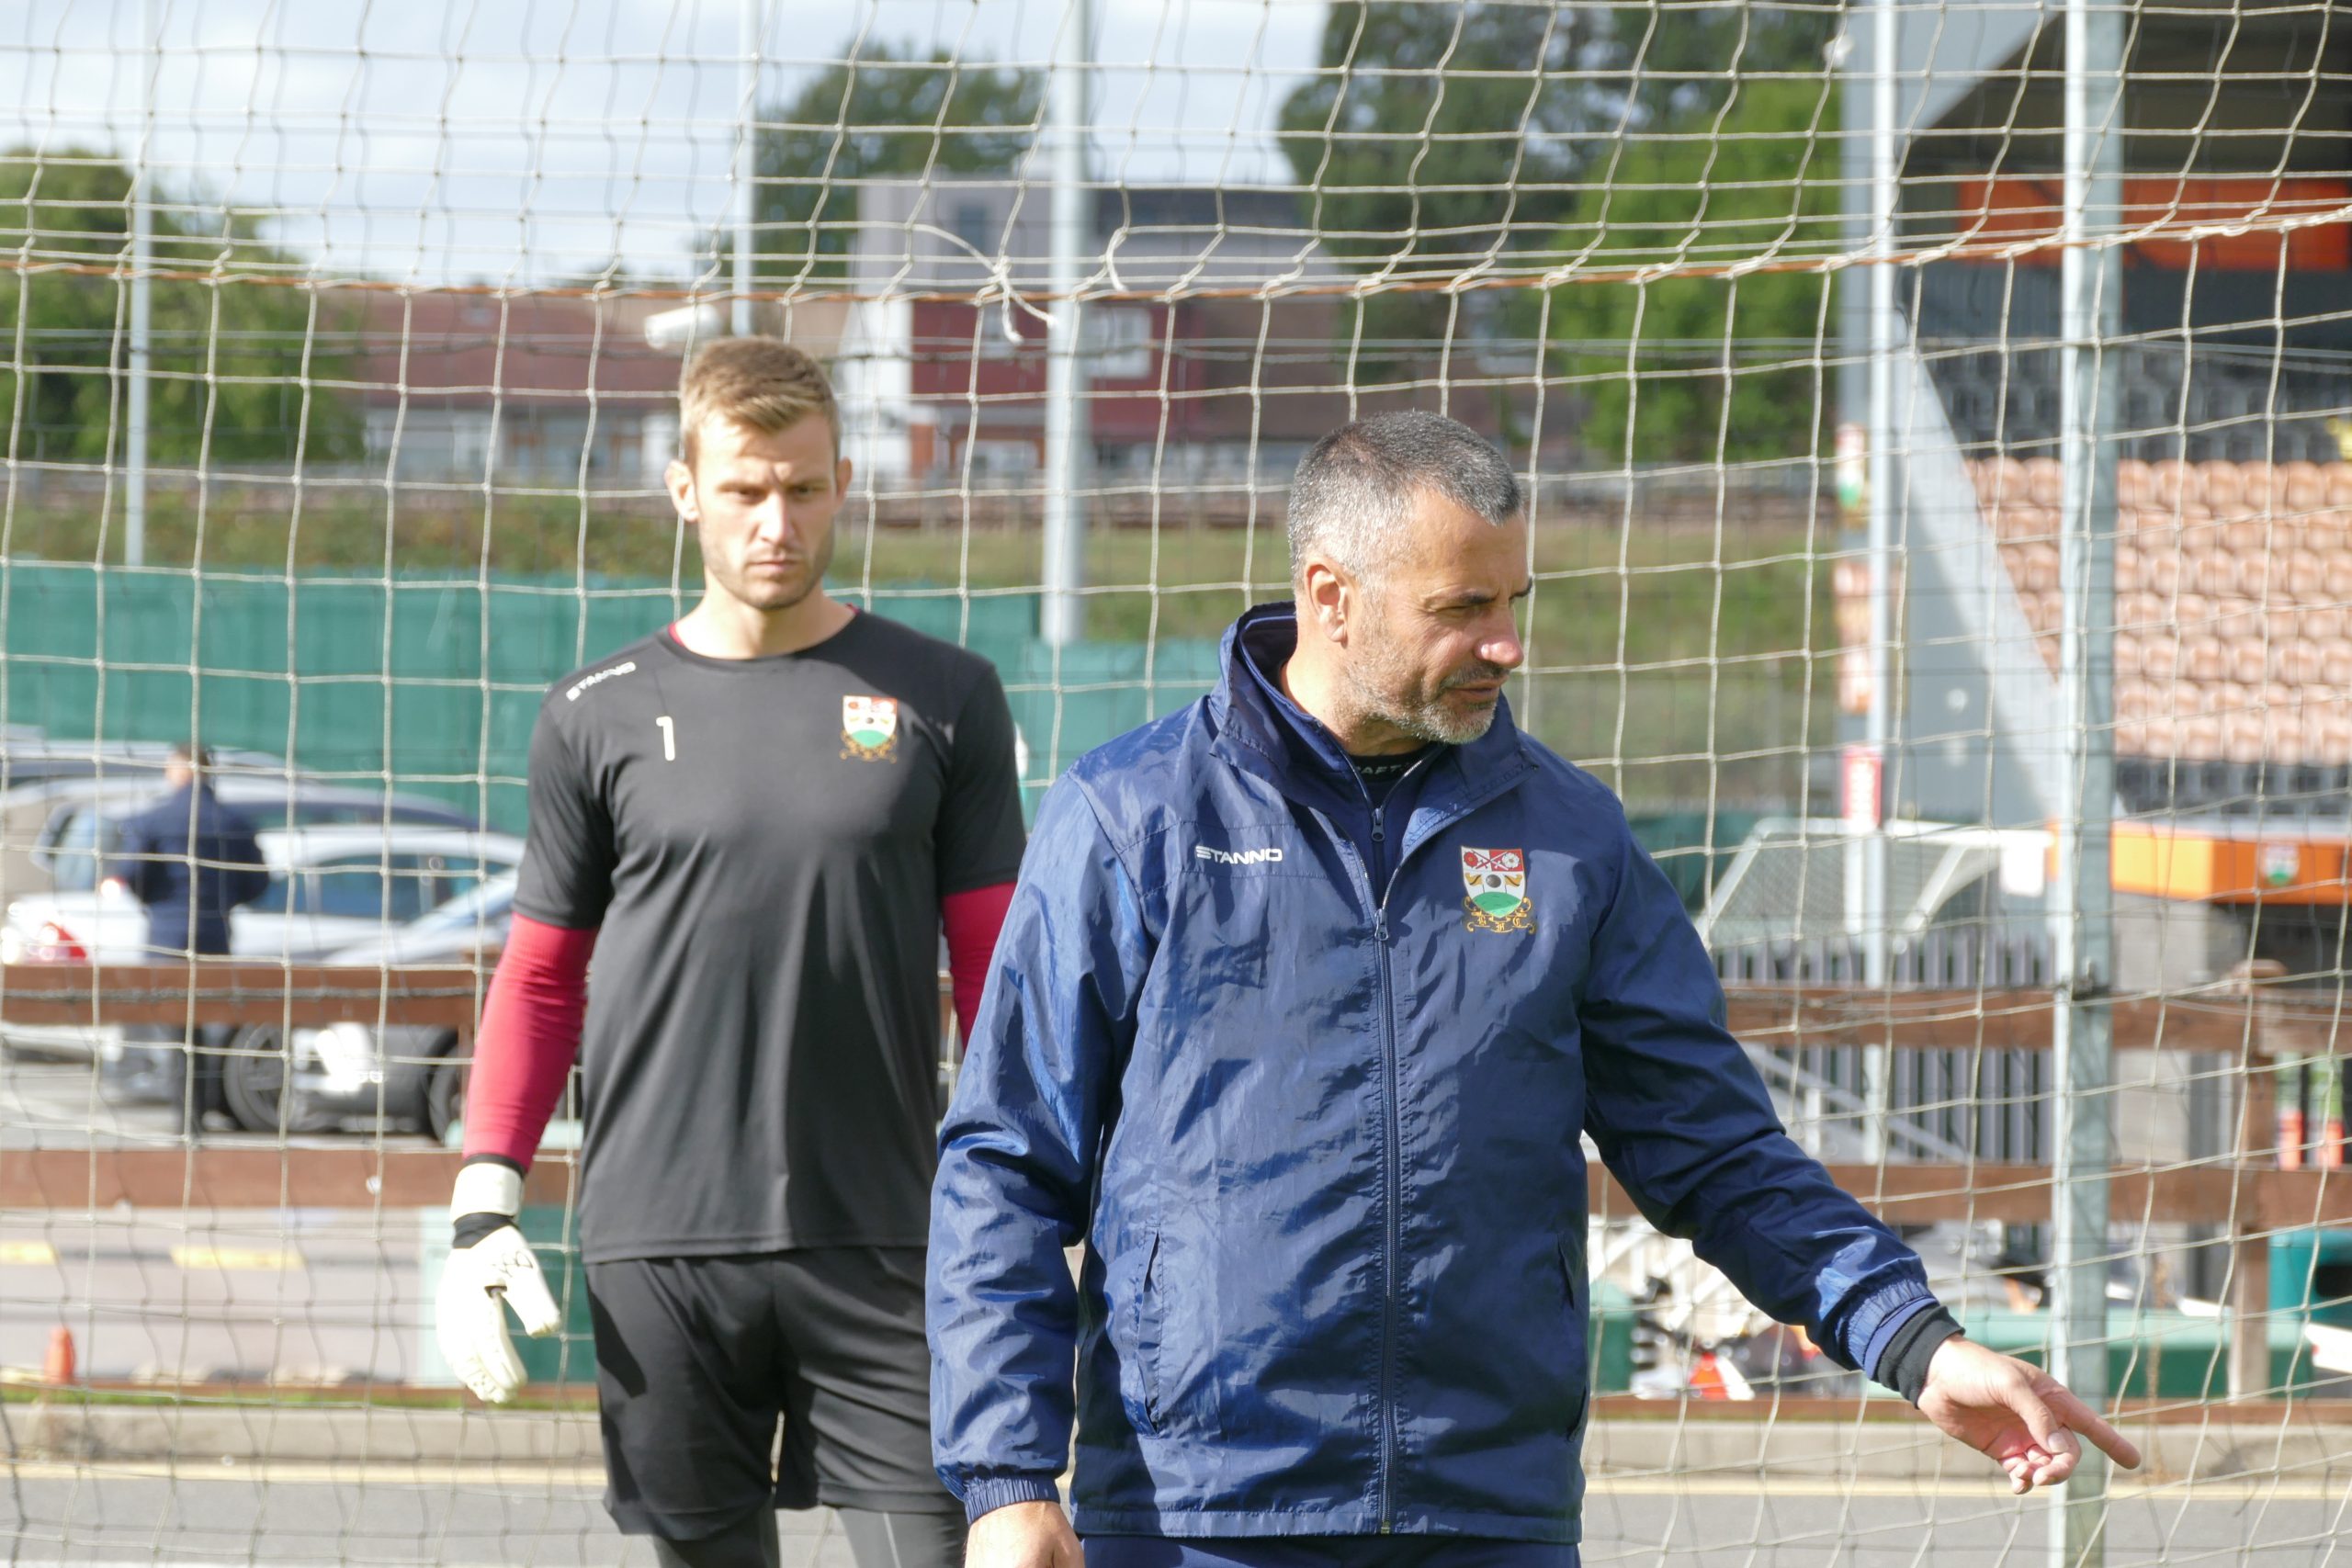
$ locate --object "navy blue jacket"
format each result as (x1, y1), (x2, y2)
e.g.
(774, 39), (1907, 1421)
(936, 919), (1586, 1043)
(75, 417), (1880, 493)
(930, 606), (1936, 1544)
(112, 784), (270, 957)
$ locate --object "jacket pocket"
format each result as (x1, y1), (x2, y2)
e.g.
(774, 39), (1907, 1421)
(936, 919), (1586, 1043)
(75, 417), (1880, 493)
(1559, 1235), (1590, 1441)
(1121, 1229), (1165, 1433)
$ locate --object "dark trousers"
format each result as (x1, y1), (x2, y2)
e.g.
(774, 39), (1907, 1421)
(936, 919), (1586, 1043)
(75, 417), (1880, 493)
(122, 1023), (229, 1118)
(126, 931), (233, 1121)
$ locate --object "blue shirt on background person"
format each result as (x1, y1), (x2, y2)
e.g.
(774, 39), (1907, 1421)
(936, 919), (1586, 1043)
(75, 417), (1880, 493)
(110, 748), (269, 958)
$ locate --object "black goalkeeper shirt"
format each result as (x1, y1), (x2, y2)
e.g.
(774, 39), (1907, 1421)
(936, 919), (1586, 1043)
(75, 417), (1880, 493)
(514, 613), (1027, 1263)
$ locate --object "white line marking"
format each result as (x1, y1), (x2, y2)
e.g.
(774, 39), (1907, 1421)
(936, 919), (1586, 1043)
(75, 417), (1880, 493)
(4, 1460), (605, 1486)
(5, 1461), (2346, 1505)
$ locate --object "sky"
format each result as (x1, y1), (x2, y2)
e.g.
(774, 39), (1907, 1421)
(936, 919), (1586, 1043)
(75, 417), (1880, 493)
(6, 0), (1332, 287)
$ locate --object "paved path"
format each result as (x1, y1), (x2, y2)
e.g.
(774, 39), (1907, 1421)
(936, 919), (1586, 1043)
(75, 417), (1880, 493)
(6, 1465), (2350, 1566)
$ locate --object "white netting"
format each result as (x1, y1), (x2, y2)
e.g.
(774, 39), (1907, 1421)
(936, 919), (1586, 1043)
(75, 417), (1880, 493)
(2, 1), (2350, 1563)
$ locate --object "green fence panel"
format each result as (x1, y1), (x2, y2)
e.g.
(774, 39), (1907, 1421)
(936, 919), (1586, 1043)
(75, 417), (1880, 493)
(2, 562), (1182, 836)
(1009, 638), (1225, 809)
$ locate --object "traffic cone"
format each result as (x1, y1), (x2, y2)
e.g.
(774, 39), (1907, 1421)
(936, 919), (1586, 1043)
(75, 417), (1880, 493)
(1690, 1349), (1729, 1401)
(42, 1326), (75, 1386)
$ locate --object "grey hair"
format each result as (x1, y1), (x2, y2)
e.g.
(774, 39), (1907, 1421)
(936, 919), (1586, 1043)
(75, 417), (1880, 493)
(1285, 412), (1522, 589)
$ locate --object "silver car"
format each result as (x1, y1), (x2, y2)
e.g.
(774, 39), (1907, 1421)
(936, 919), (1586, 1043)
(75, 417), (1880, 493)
(0, 825), (525, 1065)
(222, 872), (533, 1141)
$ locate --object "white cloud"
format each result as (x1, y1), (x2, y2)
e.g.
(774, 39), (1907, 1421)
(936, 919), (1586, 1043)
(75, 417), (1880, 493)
(6, 0), (1325, 286)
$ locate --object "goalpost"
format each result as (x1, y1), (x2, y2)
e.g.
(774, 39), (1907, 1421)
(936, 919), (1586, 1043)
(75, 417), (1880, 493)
(3, 1), (2350, 1563)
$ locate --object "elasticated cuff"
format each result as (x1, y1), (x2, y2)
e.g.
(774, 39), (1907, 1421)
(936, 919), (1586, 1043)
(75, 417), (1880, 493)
(1845, 1276), (1939, 1374)
(1876, 1304), (1966, 1404)
(957, 1474), (1064, 1525)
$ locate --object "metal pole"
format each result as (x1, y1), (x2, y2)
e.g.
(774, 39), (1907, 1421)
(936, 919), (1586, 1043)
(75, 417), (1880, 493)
(127, 0), (156, 568)
(2051, 0), (2122, 1560)
(1039, 0), (1092, 648)
(1857, 0), (1900, 1158)
(732, 0), (760, 338)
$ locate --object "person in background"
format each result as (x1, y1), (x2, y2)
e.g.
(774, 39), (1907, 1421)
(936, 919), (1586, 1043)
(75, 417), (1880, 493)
(107, 741), (270, 1134)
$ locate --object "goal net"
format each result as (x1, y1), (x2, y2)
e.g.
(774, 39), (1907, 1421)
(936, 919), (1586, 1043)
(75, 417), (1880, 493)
(2, 1), (2348, 1562)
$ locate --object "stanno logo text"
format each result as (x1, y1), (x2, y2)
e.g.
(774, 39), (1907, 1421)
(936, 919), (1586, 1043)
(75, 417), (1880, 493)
(1195, 845), (1284, 866)
(566, 660), (638, 701)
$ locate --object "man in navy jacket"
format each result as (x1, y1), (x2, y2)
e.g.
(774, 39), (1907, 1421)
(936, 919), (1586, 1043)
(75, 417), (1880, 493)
(930, 413), (2137, 1568)
(108, 742), (270, 1130)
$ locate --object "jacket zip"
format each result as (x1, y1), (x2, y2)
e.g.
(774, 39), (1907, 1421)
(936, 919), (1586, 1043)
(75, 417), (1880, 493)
(1324, 829), (1398, 1532)
(1319, 750), (1528, 1534)
(1374, 894), (1400, 1533)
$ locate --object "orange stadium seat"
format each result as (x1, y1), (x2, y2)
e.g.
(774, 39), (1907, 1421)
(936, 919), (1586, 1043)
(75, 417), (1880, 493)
(2222, 517), (2274, 555)
(1961, 455), (2352, 800)
(2283, 460), (2327, 515)
(2150, 457), (2194, 509)
(2201, 459), (2245, 512)
(2117, 460), (2152, 507)
(2277, 640), (2327, 685)
(2179, 714), (2225, 760)
(2028, 457), (2064, 508)
(2183, 637), (2228, 683)
(2286, 550), (2327, 602)
(2223, 710), (2270, 765)
(2194, 554), (2241, 597)
(2300, 604), (2346, 643)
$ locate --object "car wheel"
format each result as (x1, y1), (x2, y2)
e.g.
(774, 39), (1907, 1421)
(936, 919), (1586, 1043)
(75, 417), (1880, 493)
(220, 1026), (335, 1135)
(425, 1052), (469, 1146)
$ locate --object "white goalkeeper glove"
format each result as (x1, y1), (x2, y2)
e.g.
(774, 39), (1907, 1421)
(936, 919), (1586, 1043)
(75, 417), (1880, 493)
(435, 1160), (560, 1403)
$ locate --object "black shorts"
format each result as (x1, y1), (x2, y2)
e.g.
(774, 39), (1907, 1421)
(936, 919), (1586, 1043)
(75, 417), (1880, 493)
(585, 1247), (960, 1539)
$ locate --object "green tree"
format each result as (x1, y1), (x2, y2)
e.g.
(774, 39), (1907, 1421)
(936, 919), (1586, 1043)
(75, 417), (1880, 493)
(1276, 2), (1600, 352)
(1545, 75), (1845, 465)
(0, 146), (359, 467)
(752, 44), (1041, 283)
(1277, 2), (1840, 365)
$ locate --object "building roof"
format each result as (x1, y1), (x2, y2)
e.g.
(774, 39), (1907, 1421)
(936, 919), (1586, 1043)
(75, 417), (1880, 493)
(845, 179), (1351, 297)
(328, 289), (850, 408)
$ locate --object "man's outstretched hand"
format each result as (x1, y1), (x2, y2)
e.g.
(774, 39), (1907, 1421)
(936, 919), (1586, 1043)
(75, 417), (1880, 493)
(1918, 1336), (2143, 1493)
(967, 1500), (1082, 1568)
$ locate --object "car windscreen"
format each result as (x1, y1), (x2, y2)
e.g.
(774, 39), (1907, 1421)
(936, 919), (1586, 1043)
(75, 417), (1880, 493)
(42, 809), (114, 893)
(411, 878), (516, 935)
(247, 852), (496, 923)
(47, 795), (477, 888)
(222, 797), (476, 830)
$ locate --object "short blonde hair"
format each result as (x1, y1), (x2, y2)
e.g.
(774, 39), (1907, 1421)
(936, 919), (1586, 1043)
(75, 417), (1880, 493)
(677, 337), (841, 465)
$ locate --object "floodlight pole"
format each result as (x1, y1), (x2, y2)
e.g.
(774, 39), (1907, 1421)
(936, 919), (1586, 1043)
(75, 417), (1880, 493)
(1040, 0), (1092, 648)
(1857, 0), (1900, 1158)
(126, 0), (157, 569)
(732, 1), (760, 338)
(2051, 0), (2122, 1562)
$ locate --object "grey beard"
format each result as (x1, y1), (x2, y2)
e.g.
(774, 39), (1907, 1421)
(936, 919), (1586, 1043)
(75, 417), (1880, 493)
(1339, 657), (1497, 747)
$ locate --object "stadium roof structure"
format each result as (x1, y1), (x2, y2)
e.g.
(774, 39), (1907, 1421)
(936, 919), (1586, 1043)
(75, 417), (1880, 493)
(1838, 1), (2352, 857)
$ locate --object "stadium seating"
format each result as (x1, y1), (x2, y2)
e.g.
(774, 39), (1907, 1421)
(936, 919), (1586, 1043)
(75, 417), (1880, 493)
(1969, 454), (2352, 811)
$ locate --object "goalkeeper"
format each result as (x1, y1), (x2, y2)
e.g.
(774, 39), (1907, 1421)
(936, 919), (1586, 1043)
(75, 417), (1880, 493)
(438, 339), (1024, 1568)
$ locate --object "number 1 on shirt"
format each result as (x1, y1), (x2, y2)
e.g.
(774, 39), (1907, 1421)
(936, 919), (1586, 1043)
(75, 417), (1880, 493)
(655, 715), (675, 761)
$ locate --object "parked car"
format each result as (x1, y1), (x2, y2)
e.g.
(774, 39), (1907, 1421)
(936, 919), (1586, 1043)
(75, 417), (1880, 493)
(0, 741), (299, 902)
(0, 825), (525, 1063)
(27, 775), (478, 895)
(0, 731), (284, 795)
(220, 872), (521, 1139)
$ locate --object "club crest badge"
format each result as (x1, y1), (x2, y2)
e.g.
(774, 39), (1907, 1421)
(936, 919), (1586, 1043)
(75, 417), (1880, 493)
(841, 694), (899, 761)
(1462, 847), (1533, 933)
